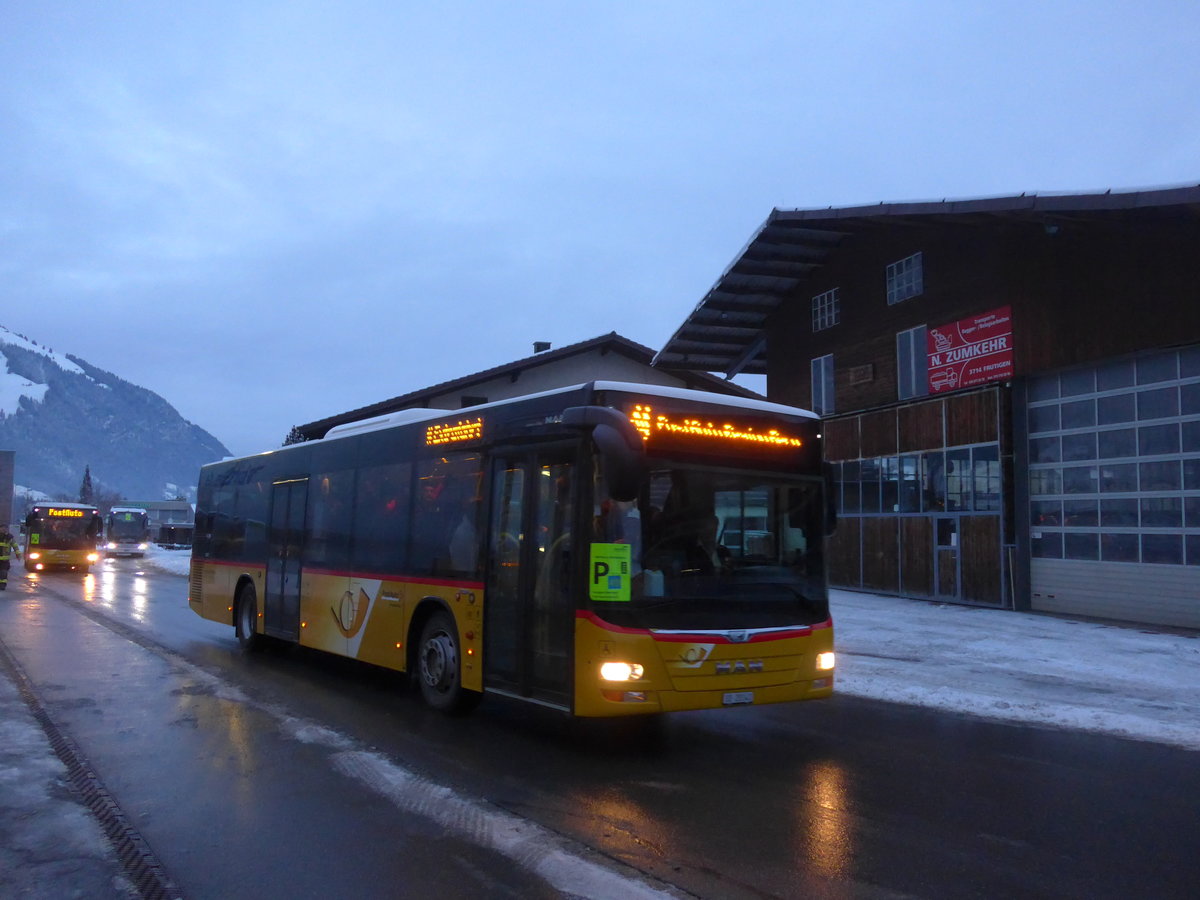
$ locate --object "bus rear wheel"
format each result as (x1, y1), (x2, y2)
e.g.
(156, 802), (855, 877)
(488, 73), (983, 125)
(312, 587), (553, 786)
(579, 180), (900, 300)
(235, 584), (263, 651)
(417, 611), (480, 714)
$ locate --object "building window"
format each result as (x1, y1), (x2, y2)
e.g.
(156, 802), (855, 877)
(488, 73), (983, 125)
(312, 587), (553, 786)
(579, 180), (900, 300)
(811, 354), (834, 416)
(1026, 347), (1200, 567)
(897, 326), (929, 400)
(886, 251), (924, 305)
(812, 288), (840, 332)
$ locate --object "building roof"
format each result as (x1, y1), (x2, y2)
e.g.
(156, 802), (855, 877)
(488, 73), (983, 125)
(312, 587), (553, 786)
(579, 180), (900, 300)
(654, 184), (1200, 377)
(297, 331), (761, 439)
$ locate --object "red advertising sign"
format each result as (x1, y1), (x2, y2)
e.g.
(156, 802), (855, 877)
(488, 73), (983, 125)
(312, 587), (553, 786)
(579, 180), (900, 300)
(926, 306), (1013, 394)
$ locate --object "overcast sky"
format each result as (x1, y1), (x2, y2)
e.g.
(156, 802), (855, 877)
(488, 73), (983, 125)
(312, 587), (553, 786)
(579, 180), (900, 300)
(3, 2), (1198, 457)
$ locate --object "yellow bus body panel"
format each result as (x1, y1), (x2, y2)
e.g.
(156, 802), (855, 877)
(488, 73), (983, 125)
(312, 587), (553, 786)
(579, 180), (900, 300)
(189, 561), (484, 693)
(573, 614), (834, 717)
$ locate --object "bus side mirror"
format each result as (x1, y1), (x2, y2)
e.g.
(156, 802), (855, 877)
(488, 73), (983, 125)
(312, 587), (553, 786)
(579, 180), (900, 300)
(561, 405), (646, 503)
(591, 423), (644, 502)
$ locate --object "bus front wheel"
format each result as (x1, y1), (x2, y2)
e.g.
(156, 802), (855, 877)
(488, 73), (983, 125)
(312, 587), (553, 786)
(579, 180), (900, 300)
(235, 584), (263, 651)
(417, 611), (479, 714)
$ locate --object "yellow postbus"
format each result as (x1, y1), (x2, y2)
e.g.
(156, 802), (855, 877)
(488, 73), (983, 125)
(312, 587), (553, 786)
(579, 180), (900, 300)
(24, 503), (103, 573)
(189, 382), (835, 716)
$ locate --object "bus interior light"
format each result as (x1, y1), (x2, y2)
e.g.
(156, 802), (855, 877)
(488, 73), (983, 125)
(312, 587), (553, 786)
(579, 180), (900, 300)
(816, 652), (836, 671)
(600, 662), (644, 682)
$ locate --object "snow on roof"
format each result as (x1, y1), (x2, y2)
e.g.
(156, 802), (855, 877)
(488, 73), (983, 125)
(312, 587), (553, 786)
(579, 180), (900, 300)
(591, 381), (818, 418)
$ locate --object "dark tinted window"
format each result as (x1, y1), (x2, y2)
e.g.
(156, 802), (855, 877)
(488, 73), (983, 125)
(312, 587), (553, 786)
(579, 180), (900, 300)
(353, 463), (412, 574)
(1100, 533), (1138, 562)
(1142, 534), (1182, 565)
(1097, 428), (1136, 459)
(1060, 399), (1095, 428)
(1064, 533), (1099, 560)
(1097, 393), (1135, 425)
(410, 454), (483, 577)
(306, 470), (356, 571)
(1100, 499), (1138, 527)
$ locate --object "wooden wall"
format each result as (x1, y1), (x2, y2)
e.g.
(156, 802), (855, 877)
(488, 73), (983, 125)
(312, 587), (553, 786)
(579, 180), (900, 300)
(768, 216), (1200, 417)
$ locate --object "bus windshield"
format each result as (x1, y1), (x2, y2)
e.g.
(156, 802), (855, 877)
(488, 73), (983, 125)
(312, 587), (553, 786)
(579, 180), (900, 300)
(28, 513), (98, 548)
(590, 464), (828, 631)
(108, 514), (148, 541)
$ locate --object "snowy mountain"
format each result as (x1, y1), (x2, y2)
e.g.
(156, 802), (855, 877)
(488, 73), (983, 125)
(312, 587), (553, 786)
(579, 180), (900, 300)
(0, 325), (230, 502)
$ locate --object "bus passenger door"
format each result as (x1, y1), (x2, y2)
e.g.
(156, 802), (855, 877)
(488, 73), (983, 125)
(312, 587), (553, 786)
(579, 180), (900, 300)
(485, 450), (575, 709)
(265, 478), (307, 641)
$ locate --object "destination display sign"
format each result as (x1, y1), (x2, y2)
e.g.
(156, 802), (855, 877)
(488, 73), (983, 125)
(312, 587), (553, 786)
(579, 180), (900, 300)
(628, 405), (804, 448)
(616, 400), (817, 470)
(926, 306), (1013, 394)
(426, 417), (484, 446)
(47, 508), (86, 518)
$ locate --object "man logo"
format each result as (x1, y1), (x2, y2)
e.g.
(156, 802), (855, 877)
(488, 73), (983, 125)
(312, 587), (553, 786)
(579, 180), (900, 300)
(715, 660), (765, 674)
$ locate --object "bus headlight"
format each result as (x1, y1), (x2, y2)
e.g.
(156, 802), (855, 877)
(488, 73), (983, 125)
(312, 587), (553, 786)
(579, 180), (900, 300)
(87, 553), (100, 563)
(816, 652), (836, 671)
(106, 542), (118, 550)
(600, 662), (644, 682)
(28, 552), (40, 560)
(137, 543), (149, 550)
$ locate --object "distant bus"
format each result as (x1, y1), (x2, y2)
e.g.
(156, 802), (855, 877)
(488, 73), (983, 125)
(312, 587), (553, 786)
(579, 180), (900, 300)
(189, 382), (835, 716)
(24, 503), (103, 573)
(104, 507), (151, 558)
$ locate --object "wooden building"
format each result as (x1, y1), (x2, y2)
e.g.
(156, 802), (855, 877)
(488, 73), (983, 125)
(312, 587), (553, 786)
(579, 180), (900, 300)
(657, 186), (1200, 628)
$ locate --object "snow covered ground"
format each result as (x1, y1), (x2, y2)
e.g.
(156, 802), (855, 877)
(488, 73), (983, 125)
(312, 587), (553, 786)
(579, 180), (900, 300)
(141, 548), (1200, 751)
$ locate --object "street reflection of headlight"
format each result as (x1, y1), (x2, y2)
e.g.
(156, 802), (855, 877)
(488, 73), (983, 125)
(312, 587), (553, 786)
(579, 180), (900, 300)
(600, 662), (644, 682)
(816, 652), (836, 671)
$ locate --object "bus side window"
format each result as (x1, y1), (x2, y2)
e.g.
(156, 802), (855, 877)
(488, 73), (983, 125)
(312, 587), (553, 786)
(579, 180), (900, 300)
(306, 470), (355, 571)
(353, 462), (411, 574)
(410, 454), (483, 577)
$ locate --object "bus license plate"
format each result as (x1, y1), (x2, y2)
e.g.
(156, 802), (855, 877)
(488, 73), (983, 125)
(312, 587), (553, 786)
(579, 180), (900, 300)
(723, 691), (754, 706)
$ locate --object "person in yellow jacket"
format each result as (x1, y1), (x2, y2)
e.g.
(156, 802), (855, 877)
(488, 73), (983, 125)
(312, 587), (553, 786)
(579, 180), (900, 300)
(0, 526), (20, 590)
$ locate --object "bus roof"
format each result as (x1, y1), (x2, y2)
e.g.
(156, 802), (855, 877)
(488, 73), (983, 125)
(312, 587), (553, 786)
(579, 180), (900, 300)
(590, 381), (819, 419)
(321, 381), (818, 442)
(211, 381), (819, 468)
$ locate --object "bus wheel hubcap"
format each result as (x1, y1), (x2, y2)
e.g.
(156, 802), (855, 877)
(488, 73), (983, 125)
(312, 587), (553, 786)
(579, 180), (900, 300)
(422, 633), (456, 691)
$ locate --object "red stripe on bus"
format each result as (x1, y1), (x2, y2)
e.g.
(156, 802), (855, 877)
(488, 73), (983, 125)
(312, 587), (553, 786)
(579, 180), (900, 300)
(196, 558), (483, 590)
(576, 610), (830, 642)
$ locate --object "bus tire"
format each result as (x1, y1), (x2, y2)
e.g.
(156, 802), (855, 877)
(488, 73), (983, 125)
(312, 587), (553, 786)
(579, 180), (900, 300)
(235, 584), (263, 651)
(417, 610), (480, 714)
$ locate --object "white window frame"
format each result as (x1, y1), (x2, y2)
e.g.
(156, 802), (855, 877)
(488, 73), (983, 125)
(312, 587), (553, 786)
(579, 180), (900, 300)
(811, 288), (840, 332)
(811, 354), (835, 416)
(897, 325), (929, 400)
(886, 251), (924, 305)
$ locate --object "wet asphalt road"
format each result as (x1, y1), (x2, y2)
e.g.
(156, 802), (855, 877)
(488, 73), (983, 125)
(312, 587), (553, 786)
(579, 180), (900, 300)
(1, 560), (1197, 899)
